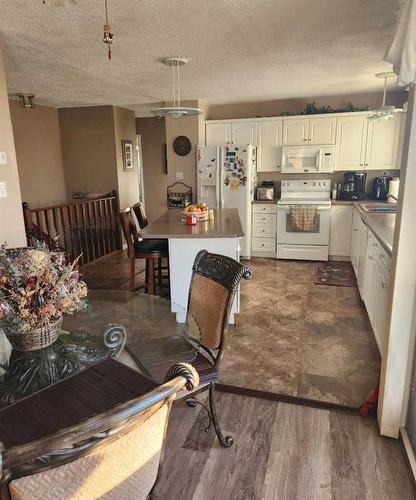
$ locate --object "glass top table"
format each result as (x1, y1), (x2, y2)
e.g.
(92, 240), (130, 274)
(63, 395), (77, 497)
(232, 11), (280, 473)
(0, 291), (200, 409)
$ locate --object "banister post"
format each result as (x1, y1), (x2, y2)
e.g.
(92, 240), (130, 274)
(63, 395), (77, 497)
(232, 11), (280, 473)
(111, 190), (122, 250)
(22, 202), (33, 247)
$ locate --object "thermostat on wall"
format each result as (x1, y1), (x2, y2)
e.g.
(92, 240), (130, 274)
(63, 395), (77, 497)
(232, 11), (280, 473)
(0, 151), (7, 165)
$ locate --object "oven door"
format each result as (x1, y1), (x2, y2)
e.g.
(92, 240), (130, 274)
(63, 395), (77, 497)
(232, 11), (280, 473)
(277, 204), (331, 245)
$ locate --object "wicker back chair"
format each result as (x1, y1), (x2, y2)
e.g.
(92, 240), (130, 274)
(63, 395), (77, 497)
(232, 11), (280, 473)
(0, 362), (199, 500)
(183, 250), (253, 447)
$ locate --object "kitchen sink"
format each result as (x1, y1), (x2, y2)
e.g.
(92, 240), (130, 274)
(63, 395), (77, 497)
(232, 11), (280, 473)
(361, 203), (397, 213)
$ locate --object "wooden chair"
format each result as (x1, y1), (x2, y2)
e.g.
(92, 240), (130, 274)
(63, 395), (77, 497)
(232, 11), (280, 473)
(181, 249), (253, 447)
(132, 202), (169, 288)
(119, 208), (167, 295)
(0, 361), (199, 500)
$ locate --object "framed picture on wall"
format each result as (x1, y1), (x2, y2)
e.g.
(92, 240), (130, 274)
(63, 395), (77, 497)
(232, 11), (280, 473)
(121, 140), (134, 171)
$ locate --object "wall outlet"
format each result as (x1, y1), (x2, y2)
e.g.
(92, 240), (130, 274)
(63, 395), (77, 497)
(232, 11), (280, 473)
(0, 151), (7, 165)
(0, 182), (7, 198)
(176, 172), (184, 181)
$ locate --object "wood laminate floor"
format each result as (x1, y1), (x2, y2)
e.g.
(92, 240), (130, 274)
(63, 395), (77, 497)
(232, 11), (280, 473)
(154, 392), (415, 500)
(81, 253), (380, 408)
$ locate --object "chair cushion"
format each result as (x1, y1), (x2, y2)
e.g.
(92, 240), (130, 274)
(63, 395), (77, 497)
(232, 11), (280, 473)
(134, 239), (167, 255)
(192, 352), (218, 384)
(9, 404), (169, 500)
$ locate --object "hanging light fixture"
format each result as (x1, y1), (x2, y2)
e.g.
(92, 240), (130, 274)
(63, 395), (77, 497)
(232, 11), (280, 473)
(150, 58), (202, 118)
(103, 0), (114, 60)
(16, 94), (35, 109)
(368, 72), (401, 121)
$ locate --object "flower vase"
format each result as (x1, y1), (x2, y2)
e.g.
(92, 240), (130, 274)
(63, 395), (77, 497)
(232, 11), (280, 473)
(6, 317), (63, 352)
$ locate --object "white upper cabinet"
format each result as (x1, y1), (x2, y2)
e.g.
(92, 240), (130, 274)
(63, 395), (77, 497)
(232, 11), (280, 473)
(308, 117), (336, 144)
(334, 115), (368, 171)
(231, 121), (257, 146)
(206, 122), (232, 146)
(365, 114), (401, 170)
(282, 118), (309, 145)
(206, 111), (405, 172)
(257, 120), (282, 172)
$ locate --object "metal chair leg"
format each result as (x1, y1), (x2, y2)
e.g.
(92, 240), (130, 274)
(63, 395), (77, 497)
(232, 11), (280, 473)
(209, 383), (233, 447)
(186, 398), (212, 432)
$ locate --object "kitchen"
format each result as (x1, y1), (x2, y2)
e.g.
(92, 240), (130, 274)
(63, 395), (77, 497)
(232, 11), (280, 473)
(197, 100), (404, 409)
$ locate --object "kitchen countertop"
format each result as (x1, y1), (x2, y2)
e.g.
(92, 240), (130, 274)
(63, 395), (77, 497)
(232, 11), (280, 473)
(140, 208), (244, 239)
(354, 203), (396, 256)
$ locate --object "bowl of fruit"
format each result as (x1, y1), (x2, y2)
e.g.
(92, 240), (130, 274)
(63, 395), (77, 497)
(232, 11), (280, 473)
(182, 203), (209, 221)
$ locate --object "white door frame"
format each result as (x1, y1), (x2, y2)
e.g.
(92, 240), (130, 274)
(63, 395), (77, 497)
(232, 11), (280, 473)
(136, 134), (145, 206)
(378, 84), (416, 438)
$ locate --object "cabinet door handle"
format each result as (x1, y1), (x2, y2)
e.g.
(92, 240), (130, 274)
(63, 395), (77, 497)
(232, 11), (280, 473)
(353, 229), (359, 232)
(360, 163), (364, 166)
(365, 163), (368, 166)
(303, 138), (307, 141)
(379, 254), (385, 259)
(368, 256), (374, 260)
(373, 243), (378, 247)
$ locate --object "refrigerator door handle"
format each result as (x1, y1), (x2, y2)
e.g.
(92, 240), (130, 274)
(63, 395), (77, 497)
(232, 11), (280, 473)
(219, 147), (224, 209)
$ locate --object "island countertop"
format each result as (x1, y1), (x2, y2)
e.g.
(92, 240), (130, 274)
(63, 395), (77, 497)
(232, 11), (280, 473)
(140, 208), (244, 239)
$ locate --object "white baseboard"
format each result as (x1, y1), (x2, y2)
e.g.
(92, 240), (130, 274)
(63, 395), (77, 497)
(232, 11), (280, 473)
(328, 255), (351, 261)
(400, 427), (416, 482)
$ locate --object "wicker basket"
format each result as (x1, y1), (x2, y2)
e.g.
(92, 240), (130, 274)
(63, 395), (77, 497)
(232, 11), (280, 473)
(6, 317), (63, 352)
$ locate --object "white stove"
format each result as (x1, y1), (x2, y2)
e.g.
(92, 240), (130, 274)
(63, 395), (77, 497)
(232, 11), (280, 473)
(277, 179), (331, 261)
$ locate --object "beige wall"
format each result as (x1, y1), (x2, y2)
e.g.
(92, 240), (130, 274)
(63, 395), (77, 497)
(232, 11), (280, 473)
(0, 37), (26, 248)
(165, 99), (206, 201)
(58, 106), (118, 200)
(207, 91), (408, 120)
(9, 100), (67, 208)
(113, 106), (140, 210)
(135, 117), (167, 223)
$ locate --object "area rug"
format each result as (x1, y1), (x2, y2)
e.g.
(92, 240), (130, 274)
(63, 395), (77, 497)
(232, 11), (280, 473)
(314, 261), (357, 287)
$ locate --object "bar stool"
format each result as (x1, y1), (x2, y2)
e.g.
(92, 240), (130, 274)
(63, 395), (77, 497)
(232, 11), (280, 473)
(132, 202), (169, 287)
(119, 208), (167, 295)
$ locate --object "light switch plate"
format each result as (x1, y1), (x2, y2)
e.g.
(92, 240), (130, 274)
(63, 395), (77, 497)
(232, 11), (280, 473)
(0, 151), (7, 165)
(176, 172), (184, 181)
(0, 182), (7, 198)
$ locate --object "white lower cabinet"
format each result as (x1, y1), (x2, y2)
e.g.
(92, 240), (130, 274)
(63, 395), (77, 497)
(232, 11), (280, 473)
(251, 203), (277, 257)
(329, 205), (353, 258)
(351, 207), (391, 355)
(363, 231), (390, 353)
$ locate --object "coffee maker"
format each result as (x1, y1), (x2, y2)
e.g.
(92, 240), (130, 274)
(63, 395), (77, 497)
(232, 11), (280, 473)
(340, 172), (367, 201)
(371, 176), (392, 200)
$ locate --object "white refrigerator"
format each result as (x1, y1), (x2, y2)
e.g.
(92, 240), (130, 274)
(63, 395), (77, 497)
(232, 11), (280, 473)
(196, 144), (256, 259)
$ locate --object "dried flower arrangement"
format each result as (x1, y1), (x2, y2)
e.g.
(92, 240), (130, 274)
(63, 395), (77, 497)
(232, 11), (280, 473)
(0, 245), (87, 341)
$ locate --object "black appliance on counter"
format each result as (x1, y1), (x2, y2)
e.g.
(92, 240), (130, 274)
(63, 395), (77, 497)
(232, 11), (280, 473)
(340, 172), (367, 201)
(371, 175), (392, 200)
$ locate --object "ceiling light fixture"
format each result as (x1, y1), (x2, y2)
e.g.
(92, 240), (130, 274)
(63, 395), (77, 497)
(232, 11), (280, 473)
(368, 72), (401, 121)
(103, 0), (114, 60)
(16, 93), (35, 109)
(150, 58), (202, 118)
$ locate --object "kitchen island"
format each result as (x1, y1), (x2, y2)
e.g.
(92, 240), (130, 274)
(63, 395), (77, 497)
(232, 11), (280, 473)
(140, 208), (244, 323)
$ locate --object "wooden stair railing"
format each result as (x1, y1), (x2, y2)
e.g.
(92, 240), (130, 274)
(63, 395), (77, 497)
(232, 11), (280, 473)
(22, 191), (122, 265)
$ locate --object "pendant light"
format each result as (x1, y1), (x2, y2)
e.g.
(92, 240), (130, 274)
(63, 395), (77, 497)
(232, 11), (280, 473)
(150, 58), (202, 118)
(368, 72), (401, 121)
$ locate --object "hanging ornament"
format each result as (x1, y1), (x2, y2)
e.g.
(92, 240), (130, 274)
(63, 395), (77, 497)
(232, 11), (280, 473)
(103, 0), (113, 60)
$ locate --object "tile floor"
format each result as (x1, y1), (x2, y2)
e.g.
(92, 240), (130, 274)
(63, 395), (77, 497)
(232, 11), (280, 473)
(81, 252), (380, 408)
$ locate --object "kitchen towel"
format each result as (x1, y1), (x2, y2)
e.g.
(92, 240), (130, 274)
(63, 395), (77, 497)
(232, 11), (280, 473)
(288, 206), (318, 232)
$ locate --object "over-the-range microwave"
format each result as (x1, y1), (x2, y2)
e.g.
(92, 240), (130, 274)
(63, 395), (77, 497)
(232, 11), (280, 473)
(281, 145), (335, 174)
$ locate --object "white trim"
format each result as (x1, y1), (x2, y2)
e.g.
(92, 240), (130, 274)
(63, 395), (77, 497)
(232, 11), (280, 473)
(378, 84), (416, 438)
(400, 427), (416, 482)
(206, 111), (372, 124)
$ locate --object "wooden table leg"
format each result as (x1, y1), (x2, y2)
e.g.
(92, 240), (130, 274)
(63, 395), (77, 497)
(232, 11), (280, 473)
(148, 258), (155, 295)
